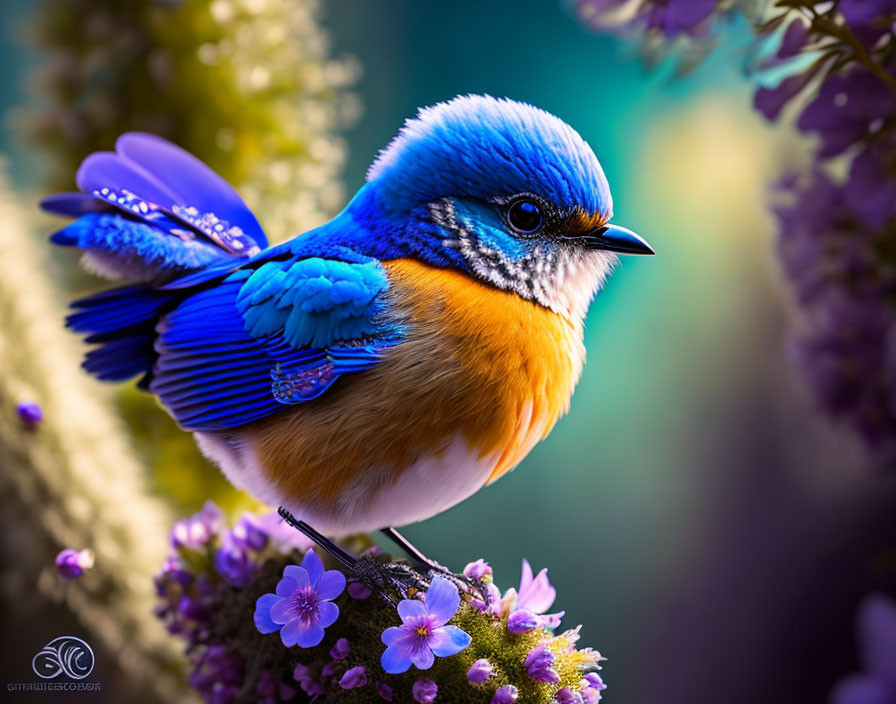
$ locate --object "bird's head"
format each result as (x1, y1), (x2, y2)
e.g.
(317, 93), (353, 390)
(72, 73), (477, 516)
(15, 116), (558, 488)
(357, 95), (653, 319)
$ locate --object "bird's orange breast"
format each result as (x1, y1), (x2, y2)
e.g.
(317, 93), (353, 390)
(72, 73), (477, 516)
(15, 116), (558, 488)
(245, 258), (585, 513)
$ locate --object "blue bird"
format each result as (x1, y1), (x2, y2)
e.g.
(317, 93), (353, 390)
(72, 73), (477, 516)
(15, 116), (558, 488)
(43, 95), (653, 548)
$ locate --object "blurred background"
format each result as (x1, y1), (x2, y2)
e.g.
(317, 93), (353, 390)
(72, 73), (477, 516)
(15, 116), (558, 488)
(1, 1), (894, 702)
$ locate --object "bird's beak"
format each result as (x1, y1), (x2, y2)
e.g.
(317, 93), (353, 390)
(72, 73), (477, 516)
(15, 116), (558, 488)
(583, 224), (654, 255)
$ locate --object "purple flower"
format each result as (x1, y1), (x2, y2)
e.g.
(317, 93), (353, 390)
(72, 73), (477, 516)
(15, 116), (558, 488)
(525, 644), (560, 683)
(582, 672), (607, 703)
(214, 535), (255, 587)
(463, 559), (492, 580)
(339, 666), (367, 690)
(470, 581), (503, 615)
(655, 0), (717, 37)
(508, 609), (539, 634)
(16, 401), (42, 429)
(509, 559), (564, 629)
(231, 514), (269, 551)
(797, 69), (895, 157)
(412, 678), (438, 703)
(467, 658), (494, 684)
(831, 594), (896, 704)
(380, 576), (471, 673)
(556, 687), (585, 704)
(516, 559), (556, 613)
(492, 684), (519, 703)
(55, 548), (93, 579)
(840, 0), (896, 28)
(348, 581), (373, 599)
(292, 663), (325, 696)
(171, 501), (223, 550)
(777, 18), (809, 59)
(321, 659), (342, 677)
(188, 645), (244, 700)
(254, 549), (346, 647)
(376, 681), (393, 701)
(845, 145), (896, 229)
(330, 637), (350, 659)
(754, 73), (812, 121)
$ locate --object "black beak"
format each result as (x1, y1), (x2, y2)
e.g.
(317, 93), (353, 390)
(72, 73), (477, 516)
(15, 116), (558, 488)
(582, 224), (654, 255)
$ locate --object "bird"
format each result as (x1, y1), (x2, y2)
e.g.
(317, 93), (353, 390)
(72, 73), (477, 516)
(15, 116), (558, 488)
(43, 95), (653, 553)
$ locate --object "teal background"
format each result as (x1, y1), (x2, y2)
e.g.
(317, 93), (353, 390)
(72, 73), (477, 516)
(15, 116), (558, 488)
(2, 1), (894, 702)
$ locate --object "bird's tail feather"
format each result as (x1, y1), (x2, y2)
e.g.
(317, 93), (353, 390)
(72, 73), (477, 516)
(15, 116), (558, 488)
(65, 284), (175, 385)
(43, 132), (267, 285)
(43, 133), (266, 383)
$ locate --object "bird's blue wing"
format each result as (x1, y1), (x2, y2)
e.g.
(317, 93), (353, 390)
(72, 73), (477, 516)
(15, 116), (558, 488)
(150, 256), (399, 431)
(235, 257), (389, 348)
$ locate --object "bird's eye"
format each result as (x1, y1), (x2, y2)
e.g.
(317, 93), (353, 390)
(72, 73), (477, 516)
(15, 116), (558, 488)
(506, 199), (544, 234)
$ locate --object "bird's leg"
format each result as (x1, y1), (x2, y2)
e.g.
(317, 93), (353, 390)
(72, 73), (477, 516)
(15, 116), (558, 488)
(379, 526), (436, 568)
(276, 507), (427, 603)
(380, 526), (480, 598)
(277, 507), (358, 570)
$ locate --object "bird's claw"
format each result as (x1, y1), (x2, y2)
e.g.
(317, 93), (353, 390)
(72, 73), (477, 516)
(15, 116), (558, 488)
(276, 507), (488, 605)
(351, 554), (430, 604)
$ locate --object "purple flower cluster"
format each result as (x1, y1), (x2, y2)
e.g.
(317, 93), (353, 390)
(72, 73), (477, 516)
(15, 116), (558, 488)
(576, 0), (896, 470)
(760, 5), (896, 468)
(157, 505), (605, 702)
(155, 503), (314, 703)
(469, 558), (565, 632)
(775, 167), (896, 466)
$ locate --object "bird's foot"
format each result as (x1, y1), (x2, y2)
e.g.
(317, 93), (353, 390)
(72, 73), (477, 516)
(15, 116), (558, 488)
(275, 509), (490, 605)
(379, 526), (488, 602)
(276, 508), (427, 604)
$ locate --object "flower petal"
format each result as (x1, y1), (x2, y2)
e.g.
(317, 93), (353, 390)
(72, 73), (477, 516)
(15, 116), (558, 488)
(397, 598), (427, 623)
(296, 621), (325, 648)
(280, 619), (301, 647)
(301, 549), (324, 587)
(517, 562), (556, 614)
(253, 594), (281, 634)
(424, 577), (460, 626)
(519, 559), (534, 594)
(316, 569), (347, 601)
(271, 598), (296, 625)
(317, 600), (340, 628)
(429, 625), (471, 657)
(381, 626), (404, 646)
(275, 574), (299, 597)
(282, 566), (309, 591)
(410, 644), (435, 670)
(381, 644), (413, 674)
